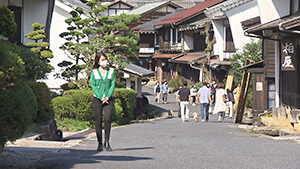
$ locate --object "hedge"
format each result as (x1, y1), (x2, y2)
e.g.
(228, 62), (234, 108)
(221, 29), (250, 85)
(27, 81), (54, 122)
(0, 82), (37, 149)
(52, 88), (136, 129)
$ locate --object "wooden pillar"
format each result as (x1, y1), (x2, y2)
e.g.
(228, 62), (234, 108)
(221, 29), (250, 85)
(275, 41), (280, 108)
(175, 63), (179, 78)
(135, 77), (143, 120)
(135, 77), (142, 98)
(170, 28), (173, 44)
(175, 28), (178, 43)
(157, 59), (163, 84)
(234, 60), (252, 123)
(225, 67), (234, 90)
(124, 73), (131, 89)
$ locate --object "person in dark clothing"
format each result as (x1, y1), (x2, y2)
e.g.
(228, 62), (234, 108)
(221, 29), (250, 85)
(176, 81), (191, 122)
(226, 88), (235, 118)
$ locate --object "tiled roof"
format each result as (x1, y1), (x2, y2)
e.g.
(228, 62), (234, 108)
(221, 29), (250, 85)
(126, 0), (203, 8)
(154, 0), (225, 26)
(127, 1), (182, 16)
(244, 14), (300, 34)
(178, 18), (210, 31)
(102, 0), (136, 8)
(58, 0), (90, 14)
(132, 9), (185, 32)
(205, 0), (253, 15)
(152, 53), (180, 59)
(169, 52), (206, 63)
(123, 63), (155, 77)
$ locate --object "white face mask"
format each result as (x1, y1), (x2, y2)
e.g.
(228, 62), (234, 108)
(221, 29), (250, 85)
(99, 60), (108, 67)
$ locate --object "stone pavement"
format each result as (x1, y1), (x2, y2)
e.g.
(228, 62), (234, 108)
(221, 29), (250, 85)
(2, 85), (300, 168)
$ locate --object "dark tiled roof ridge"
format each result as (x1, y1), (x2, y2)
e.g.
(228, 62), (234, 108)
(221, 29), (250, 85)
(154, 0), (225, 26)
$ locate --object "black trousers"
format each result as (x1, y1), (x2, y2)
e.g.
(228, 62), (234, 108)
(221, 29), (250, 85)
(92, 97), (114, 143)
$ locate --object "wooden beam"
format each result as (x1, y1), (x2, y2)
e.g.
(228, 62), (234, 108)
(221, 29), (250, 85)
(225, 67), (234, 90)
(234, 60), (253, 123)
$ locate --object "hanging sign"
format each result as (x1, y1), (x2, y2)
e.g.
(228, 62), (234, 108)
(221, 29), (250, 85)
(281, 39), (296, 71)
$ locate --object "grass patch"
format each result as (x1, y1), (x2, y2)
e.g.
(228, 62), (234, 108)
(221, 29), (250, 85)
(55, 118), (92, 131)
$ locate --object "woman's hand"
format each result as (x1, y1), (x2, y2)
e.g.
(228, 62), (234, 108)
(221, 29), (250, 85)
(102, 97), (109, 104)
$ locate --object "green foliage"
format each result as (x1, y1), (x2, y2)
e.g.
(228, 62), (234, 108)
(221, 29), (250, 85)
(169, 76), (184, 92)
(59, 7), (87, 81)
(61, 81), (79, 91)
(25, 22), (53, 80)
(27, 81), (54, 123)
(19, 47), (49, 80)
(230, 40), (262, 84)
(0, 5), (17, 39)
(53, 89), (94, 122)
(58, 0), (141, 83)
(115, 81), (125, 88)
(0, 40), (25, 89)
(52, 88), (136, 131)
(187, 82), (203, 91)
(230, 40), (262, 108)
(55, 118), (91, 131)
(112, 88), (136, 125)
(0, 82), (37, 149)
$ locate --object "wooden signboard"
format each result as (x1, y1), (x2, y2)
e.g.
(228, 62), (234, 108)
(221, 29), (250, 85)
(281, 39), (296, 71)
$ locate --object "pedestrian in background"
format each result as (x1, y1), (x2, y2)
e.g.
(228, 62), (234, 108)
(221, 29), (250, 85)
(162, 80), (169, 104)
(226, 88), (235, 118)
(213, 83), (227, 122)
(190, 85), (197, 106)
(91, 51), (115, 151)
(197, 82), (212, 122)
(154, 81), (162, 103)
(176, 85), (183, 118)
(176, 81), (191, 122)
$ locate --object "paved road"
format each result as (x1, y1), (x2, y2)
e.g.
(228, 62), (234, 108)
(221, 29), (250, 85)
(36, 86), (300, 169)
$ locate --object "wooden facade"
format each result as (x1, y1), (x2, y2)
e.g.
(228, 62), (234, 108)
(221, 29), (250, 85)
(281, 38), (300, 108)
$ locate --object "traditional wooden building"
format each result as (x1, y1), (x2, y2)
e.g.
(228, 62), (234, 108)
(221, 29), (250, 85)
(244, 0), (300, 111)
(127, 1), (182, 27)
(152, 0), (225, 84)
(132, 9), (184, 72)
(102, 0), (136, 16)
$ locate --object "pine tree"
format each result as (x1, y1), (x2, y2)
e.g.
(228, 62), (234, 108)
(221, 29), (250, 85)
(25, 22), (53, 80)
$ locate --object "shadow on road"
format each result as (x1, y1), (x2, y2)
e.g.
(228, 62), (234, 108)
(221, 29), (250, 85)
(113, 147), (154, 151)
(37, 147), (153, 169)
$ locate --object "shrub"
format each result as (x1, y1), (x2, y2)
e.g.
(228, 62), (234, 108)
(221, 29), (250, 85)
(52, 96), (75, 118)
(112, 88), (136, 125)
(169, 76), (184, 92)
(0, 82), (37, 149)
(0, 40), (25, 89)
(27, 81), (54, 123)
(61, 82), (79, 91)
(0, 5), (17, 39)
(52, 88), (136, 130)
(19, 47), (49, 80)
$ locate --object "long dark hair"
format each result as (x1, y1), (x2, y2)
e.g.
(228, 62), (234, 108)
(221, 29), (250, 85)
(93, 51), (108, 69)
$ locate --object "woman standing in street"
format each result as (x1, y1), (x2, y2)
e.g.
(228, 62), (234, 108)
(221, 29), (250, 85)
(91, 51), (115, 151)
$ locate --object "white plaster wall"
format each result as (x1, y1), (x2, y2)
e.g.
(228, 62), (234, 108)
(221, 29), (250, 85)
(257, 0), (290, 24)
(44, 2), (73, 89)
(211, 19), (224, 60)
(225, 0), (260, 51)
(42, 1), (87, 90)
(183, 33), (193, 51)
(23, 0), (48, 44)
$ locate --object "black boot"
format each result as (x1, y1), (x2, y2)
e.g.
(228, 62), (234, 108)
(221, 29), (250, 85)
(97, 142), (103, 151)
(104, 141), (112, 151)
